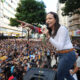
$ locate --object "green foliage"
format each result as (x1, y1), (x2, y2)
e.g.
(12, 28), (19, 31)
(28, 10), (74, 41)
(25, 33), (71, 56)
(59, 0), (80, 16)
(59, 0), (67, 3)
(10, 18), (20, 26)
(10, 0), (46, 26)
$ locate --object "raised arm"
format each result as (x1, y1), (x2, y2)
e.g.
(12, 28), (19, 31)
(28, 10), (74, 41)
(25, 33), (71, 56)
(17, 20), (33, 29)
(17, 20), (42, 34)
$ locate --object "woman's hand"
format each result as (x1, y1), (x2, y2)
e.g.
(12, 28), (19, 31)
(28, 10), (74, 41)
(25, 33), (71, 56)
(42, 28), (50, 39)
(70, 70), (74, 75)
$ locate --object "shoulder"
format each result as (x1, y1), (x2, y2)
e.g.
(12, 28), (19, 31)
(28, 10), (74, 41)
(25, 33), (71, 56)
(58, 25), (68, 32)
(60, 25), (67, 30)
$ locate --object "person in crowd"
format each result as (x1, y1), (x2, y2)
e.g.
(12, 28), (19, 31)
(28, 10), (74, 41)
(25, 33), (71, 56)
(0, 39), (57, 80)
(69, 53), (79, 80)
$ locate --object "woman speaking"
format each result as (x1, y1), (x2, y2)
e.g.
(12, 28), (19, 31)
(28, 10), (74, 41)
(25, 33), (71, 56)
(18, 12), (77, 80)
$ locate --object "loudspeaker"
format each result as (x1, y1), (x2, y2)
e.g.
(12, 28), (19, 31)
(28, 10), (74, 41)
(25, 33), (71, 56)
(23, 68), (57, 80)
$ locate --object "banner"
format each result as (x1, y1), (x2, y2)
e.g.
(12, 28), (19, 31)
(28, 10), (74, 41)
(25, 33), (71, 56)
(70, 30), (80, 36)
(75, 30), (80, 36)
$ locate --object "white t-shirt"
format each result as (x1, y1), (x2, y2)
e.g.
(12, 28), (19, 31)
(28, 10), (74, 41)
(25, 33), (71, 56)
(49, 26), (73, 51)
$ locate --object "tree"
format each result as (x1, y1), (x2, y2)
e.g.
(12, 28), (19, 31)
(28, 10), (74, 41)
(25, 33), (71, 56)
(59, 0), (80, 16)
(10, 0), (46, 26)
(59, 0), (67, 3)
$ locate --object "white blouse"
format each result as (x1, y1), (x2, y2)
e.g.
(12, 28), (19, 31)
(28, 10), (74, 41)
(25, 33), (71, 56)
(49, 25), (73, 51)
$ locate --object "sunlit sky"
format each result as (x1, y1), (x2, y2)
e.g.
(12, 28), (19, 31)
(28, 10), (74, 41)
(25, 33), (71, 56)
(38, 0), (58, 13)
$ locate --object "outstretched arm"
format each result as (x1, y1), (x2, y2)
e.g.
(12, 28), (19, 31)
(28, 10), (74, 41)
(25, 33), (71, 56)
(17, 20), (42, 34)
(17, 20), (33, 28)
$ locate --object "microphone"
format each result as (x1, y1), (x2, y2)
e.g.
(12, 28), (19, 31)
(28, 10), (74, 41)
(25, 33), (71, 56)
(41, 24), (51, 44)
(41, 25), (47, 44)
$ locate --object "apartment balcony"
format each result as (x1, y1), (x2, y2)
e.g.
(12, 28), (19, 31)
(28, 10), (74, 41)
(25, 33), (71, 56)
(73, 14), (80, 20)
(69, 14), (80, 22)
(69, 14), (80, 26)
(69, 19), (80, 27)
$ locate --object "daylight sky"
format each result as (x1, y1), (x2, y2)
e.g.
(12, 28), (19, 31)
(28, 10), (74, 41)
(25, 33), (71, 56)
(39, 0), (58, 13)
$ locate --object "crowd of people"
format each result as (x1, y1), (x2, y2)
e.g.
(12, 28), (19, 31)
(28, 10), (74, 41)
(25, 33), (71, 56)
(0, 39), (80, 80)
(0, 38), (55, 80)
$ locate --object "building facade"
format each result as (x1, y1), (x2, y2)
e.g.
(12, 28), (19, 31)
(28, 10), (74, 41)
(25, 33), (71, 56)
(69, 14), (80, 37)
(0, 0), (27, 38)
(57, 2), (80, 38)
(0, 0), (20, 26)
(57, 2), (69, 28)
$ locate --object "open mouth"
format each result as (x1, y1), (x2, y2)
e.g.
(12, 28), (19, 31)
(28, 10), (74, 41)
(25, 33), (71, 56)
(48, 23), (52, 27)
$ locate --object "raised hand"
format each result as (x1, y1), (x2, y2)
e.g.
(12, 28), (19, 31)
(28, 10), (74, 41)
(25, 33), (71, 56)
(42, 27), (50, 39)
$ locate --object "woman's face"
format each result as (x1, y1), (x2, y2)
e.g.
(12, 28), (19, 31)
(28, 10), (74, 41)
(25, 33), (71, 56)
(46, 13), (56, 28)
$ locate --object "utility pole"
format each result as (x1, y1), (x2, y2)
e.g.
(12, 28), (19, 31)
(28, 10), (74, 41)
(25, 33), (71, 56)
(27, 29), (30, 41)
